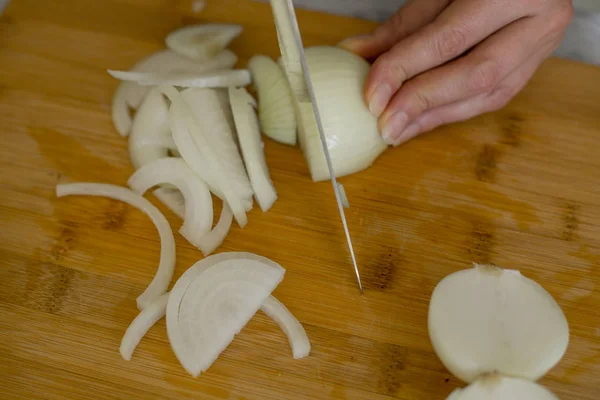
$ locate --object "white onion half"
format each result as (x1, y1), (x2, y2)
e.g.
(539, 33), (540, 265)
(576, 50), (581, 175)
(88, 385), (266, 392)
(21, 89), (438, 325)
(111, 49), (237, 136)
(248, 55), (297, 145)
(446, 374), (560, 400)
(261, 296), (310, 359)
(166, 252), (285, 377)
(120, 292), (169, 361)
(166, 24), (243, 60)
(229, 87), (278, 212)
(128, 157), (213, 245)
(294, 47), (387, 181)
(428, 264), (569, 383)
(56, 183), (175, 310)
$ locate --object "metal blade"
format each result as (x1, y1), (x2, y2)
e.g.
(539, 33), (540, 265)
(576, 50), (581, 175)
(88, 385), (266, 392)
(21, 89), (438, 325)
(282, 0), (363, 292)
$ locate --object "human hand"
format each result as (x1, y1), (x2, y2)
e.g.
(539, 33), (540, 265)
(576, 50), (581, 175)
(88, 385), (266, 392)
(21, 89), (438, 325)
(339, 0), (574, 146)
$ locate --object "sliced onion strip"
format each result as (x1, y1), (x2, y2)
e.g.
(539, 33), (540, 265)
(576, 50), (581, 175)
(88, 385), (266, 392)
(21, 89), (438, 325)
(166, 24), (243, 60)
(56, 183), (175, 310)
(108, 69), (251, 88)
(194, 203), (233, 256)
(128, 158), (213, 243)
(229, 87), (277, 212)
(261, 296), (310, 359)
(120, 292), (169, 361)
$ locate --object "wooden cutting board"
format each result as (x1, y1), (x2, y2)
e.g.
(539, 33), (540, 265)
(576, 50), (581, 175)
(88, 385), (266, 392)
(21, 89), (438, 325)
(1, 1), (599, 399)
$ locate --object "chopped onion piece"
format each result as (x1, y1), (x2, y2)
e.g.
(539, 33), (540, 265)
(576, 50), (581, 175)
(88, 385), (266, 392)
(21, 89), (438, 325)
(261, 296), (310, 359)
(428, 264), (569, 383)
(446, 375), (559, 400)
(111, 49), (237, 136)
(194, 203), (234, 256)
(166, 24), (242, 60)
(166, 252), (285, 377)
(128, 157), (213, 243)
(56, 183), (175, 310)
(337, 182), (349, 208)
(108, 69), (251, 88)
(229, 87), (278, 212)
(120, 292), (169, 361)
(160, 85), (250, 227)
(248, 55), (297, 145)
(269, 0), (309, 101)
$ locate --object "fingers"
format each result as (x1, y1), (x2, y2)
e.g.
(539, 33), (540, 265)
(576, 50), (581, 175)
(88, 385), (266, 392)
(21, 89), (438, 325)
(390, 44), (549, 146)
(365, 0), (530, 118)
(338, 0), (451, 59)
(378, 13), (554, 144)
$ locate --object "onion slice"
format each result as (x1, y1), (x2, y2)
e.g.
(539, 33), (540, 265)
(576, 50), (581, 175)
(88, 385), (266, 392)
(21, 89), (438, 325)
(261, 296), (310, 359)
(248, 55), (297, 145)
(108, 69), (251, 88)
(446, 374), (560, 400)
(269, 0), (308, 101)
(160, 85), (250, 227)
(336, 182), (349, 208)
(153, 187), (186, 219)
(166, 24), (242, 60)
(166, 252), (285, 377)
(428, 264), (569, 383)
(194, 203), (234, 256)
(111, 49), (237, 136)
(56, 183), (175, 310)
(229, 87), (278, 212)
(128, 157), (213, 243)
(120, 292), (169, 361)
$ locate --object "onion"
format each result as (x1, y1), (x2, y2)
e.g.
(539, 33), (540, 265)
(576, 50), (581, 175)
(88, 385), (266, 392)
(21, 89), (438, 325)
(229, 87), (278, 212)
(120, 292), (169, 361)
(428, 264), (568, 399)
(108, 68), (251, 88)
(153, 187), (186, 219)
(261, 296), (310, 359)
(248, 55), (297, 145)
(336, 182), (349, 208)
(166, 24), (243, 60)
(128, 157), (213, 245)
(269, 0), (309, 101)
(166, 252), (286, 377)
(111, 49), (237, 136)
(56, 183), (175, 310)
(445, 375), (559, 400)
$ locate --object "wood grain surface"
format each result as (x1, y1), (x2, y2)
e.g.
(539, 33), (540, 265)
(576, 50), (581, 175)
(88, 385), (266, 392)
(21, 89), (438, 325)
(1, 0), (599, 399)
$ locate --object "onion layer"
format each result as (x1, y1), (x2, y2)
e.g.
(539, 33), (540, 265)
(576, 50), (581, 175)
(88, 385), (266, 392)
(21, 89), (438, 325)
(166, 252), (285, 377)
(229, 87), (278, 212)
(56, 183), (175, 310)
(120, 292), (169, 361)
(166, 24), (243, 60)
(248, 55), (297, 145)
(261, 296), (310, 359)
(109, 69), (251, 88)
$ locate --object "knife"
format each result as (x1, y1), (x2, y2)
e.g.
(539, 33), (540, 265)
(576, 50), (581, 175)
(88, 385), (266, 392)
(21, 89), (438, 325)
(279, 0), (363, 292)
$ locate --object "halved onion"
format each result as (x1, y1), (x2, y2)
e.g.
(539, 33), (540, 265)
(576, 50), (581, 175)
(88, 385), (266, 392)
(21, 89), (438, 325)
(248, 55), (297, 145)
(428, 264), (569, 383)
(120, 292), (169, 361)
(261, 296), (310, 359)
(229, 87), (278, 212)
(166, 252), (285, 377)
(111, 49), (237, 136)
(166, 24), (242, 60)
(56, 183), (175, 310)
(128, 157), (213, 244)
(108, 69), (251, 88)
(446, 374), (559, 400)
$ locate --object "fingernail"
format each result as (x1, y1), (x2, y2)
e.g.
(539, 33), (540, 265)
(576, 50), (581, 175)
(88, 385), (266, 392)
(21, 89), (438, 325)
(393, 123), (421, 147)
(381, 111), (408, 145)
(368, 83), (393, 118)
(337, 34), (371, 51)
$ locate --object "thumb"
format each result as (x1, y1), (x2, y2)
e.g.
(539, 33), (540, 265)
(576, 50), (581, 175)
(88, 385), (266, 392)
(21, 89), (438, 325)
(338, 0), (451, 59)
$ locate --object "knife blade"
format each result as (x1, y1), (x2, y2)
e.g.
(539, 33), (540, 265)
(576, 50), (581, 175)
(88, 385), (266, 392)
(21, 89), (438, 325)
(281, 0), (363, 292)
